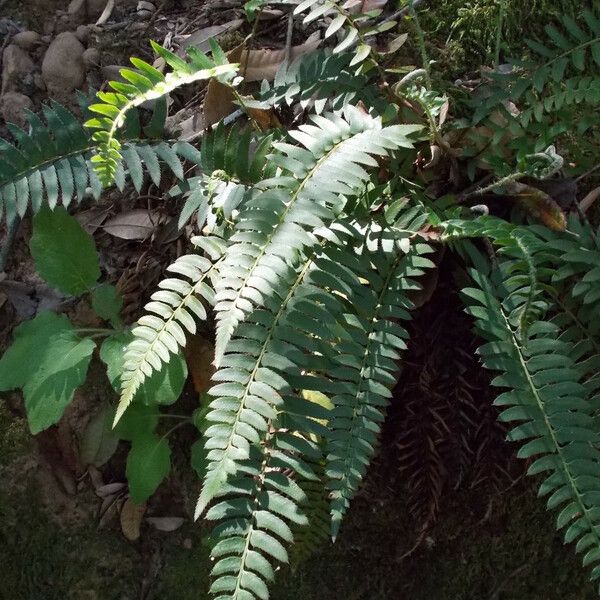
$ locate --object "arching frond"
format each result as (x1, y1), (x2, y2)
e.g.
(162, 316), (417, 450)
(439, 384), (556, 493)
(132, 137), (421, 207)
(116, 235), (227, 423)
(86, 41), (238, 186)
(212, 106), (421, 364)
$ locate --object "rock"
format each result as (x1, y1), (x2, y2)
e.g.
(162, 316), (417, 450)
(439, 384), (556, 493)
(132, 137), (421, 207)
(137, 1), (155, 10)
(0, 92), (34, 127)
(1, 44), (35, 95)
(75, 24), (91, 43)
(67, 0), (87, 24)
(41, 32), (86, 98)
(137, 9), (152, 20)
(13, 31), (41, 51)
(82, 48), (100, 69)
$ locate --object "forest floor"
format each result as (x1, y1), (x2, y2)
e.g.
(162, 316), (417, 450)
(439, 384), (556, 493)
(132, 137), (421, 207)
(0, 1), (597, 599)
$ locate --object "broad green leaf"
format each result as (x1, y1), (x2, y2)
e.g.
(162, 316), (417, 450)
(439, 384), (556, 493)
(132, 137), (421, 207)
(91, 283), (123, 327)
(30, 206), (100, 295)
(23, 333), (95, 434)
(126, 432), (171, 503)
(100, 332), (134, 391)
(112, 401), (159, 441)
(136, 353), (188, 406)
(0, 311), (72, 391)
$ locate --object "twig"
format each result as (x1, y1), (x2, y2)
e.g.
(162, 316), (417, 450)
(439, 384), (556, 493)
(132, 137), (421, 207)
(579, 186), (600, 213)
(284, 11), (294, 64)
(376, 0), (427, 27)
(575, 162), (600, 183)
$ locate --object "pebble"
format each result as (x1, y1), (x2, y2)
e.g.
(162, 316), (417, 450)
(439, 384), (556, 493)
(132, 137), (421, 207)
(137, 1), (156, 11)
(12, 31), (41, 51)
(41, 32), (86, 98)
(1, 44), (35, 95)
(137, 9), (153, 20)
(0, 92), (34, 127)
(82, 47), (100, 68)
(75, 24), (91, 43)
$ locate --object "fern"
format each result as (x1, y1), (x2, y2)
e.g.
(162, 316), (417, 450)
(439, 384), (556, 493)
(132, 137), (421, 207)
(116, 235), (226, 423)
(86, 41), (237, 186)
(464, 259), (600, 591)
(0, 100), (205, 224)
(326, 233), (435, 537)
(212, 106), (421, 365)
(261, 51), (383, 114)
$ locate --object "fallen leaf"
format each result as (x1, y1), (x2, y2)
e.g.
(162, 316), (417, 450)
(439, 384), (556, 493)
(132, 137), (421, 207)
(147, 516), (186, 532)
(120, 498), (146, 541)
(75, 205), (111, 234)
(511, 182), (567, 232)
(203, 35), (320, 126)
(96, 482), (127, 497)
(103, 209), (165, 240)
(242, 32), (321, 82)
(184, 335), (215, 393)
(80, 404), (120, 467)
(180, 19), (244, 55)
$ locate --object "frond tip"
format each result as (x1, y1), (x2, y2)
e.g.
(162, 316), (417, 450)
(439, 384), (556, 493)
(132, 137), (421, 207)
(86, 41), (238, 187)
(115, 236), (226, 425)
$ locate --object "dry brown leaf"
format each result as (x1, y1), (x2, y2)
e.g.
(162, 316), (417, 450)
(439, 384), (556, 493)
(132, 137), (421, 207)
(184, 335), (215, 393)
(103, 209), (165, 240)
(511, 182), (567, 232)
(179, 19), (244, 55)
(120, 498), (146, 541)
(242, 32), (321, 82)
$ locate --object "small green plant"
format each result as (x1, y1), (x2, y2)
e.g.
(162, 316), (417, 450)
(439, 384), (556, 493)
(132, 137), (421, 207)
(1, 4), (600, 599)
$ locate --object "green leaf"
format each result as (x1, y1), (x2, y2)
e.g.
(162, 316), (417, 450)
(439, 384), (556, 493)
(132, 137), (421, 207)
(100, 332), (134, 391)
(91, 283), (123, 327)
(0, 311), (72, 391)
(80, 404), (120, 467)
(23, 333), (95, 434)
(30, 206), (100, 295)
(136, 353), (188, 406)
(112, 401), (159, 441)
(126, 432), (171, 503)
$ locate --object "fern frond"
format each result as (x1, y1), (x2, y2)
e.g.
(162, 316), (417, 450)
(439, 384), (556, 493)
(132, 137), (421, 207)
(261, 50), (382, 114)
(173, 124), (276, 231)
(326, 234), (435, 537)
(464, 266), (600, 591)
(0, 100), (202, 223)
(86, 41), (238, 186)
(116, 235), (227, 424)
(522, 9), (600, 93)
(212, 106), (421, 365)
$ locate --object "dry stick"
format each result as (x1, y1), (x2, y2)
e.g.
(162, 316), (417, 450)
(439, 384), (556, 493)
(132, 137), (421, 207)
(284, 10), (294, 64)
(580, 186), (600, 213)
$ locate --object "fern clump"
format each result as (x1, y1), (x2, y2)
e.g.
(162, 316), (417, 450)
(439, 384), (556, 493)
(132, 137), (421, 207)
(3, 3), (600, 599)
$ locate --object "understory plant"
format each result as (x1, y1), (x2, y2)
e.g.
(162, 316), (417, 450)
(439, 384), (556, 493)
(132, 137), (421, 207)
(1, 2), (600, 598)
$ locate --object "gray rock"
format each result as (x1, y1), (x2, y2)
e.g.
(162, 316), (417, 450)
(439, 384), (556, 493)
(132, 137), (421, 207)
(41, 32), (86, 98)
(1, 44), (35, 95)
(82, 47), (100, 68)
(75, 24), (91, 43)
(0, 92), (34, 127)
(137, 1), (155, 10)
(137, 9), (153, 20)
(13, 31), (41, 51)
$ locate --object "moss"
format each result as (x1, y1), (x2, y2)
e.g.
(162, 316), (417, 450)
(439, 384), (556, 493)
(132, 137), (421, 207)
(273, 483), (596, 600)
